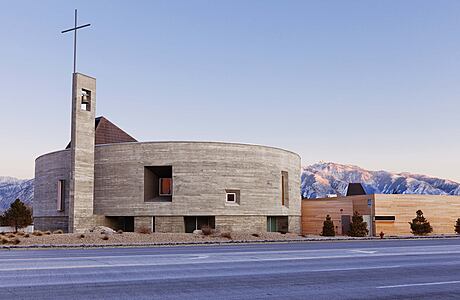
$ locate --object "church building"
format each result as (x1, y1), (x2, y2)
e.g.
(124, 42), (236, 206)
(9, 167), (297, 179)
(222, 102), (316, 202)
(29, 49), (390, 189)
(33, 73), (301, 233)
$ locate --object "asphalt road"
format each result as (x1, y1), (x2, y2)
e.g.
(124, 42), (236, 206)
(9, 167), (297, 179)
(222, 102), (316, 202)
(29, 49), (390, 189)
(1, 239), (460, 299)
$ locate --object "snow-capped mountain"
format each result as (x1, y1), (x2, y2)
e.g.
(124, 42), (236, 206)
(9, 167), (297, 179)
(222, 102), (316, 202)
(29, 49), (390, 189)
(0, 177), (33, 212)
(301, 162), (460, 199)
(2, 162), (459, 210)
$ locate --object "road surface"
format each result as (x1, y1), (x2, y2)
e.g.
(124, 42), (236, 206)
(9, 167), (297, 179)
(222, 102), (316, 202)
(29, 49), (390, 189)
(1, 239), (460, 299)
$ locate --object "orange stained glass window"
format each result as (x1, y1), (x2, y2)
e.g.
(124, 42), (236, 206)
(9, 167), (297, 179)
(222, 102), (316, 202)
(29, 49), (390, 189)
(160, 178), (172, 196)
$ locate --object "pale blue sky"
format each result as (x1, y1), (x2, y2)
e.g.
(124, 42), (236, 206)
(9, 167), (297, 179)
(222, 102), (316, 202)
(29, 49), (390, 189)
(1, 1), (459, 181)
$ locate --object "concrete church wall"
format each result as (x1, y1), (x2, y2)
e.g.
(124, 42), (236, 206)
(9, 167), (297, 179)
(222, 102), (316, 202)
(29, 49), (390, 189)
(34, 141), (301, 233)
(94, 142), (301, 233)
(34, 150), (71, 232)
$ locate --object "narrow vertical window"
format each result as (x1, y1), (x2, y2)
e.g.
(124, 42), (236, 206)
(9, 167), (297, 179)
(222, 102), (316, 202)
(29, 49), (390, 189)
(281, 171), (289, 206)
(57, 180), (65, 211)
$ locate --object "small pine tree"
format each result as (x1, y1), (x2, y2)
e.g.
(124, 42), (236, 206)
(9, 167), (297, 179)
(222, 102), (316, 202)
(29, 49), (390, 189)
(2, 199), (33, 232)
(321, 215), (335, 236)
(408, 210), (433, 236)
(348, 211), (369, 237)
(455, 218), (460, 235)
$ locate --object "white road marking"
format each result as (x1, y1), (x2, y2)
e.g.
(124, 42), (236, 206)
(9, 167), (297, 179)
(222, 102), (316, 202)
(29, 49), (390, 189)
(0, 263), (401, 273)
(350, 250), (377, 254)
(377, 280), (460, 289)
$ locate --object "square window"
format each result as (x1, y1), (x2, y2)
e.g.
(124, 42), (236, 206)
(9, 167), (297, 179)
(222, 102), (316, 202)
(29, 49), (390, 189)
(226, 193), (236, 203)
(144, 166), (172, 202)
(225, 189), (240, 205)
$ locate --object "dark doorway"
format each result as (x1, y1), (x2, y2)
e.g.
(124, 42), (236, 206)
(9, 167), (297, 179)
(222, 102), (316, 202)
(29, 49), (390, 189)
(341, 215), (351, 235)
(184, 216), (215, 233)
(114, 216), (134, 232)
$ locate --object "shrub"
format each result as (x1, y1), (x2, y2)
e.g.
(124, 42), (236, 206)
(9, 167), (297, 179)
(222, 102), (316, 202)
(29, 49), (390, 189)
(137, 226), (151, 234)
(53, 230), (64, 234)
(16, 231), (25, 236)
(348, 211), (369, 237)
(79, 234), (85, 239)
(455, 218), (460, 235)
(44, 231), (52, 235)
(321, 215), (335, 237)
(409, 210), (433, 236)
(252, 233), (260, 237)
(7, 233), (15, 239)
(201, 225), (213, 236)
(221, 232), (232, 239)
(24, 233), (30, 238)
(33, 231), (43, 236)
(117, 229), (123, 234)
(11, 238), (20, 245)
(0, 237), (9, 244)
(102, 235), (109, 240)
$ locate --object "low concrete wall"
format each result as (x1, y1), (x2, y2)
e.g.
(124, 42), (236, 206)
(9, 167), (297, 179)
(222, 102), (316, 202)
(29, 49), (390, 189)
(0, 225), (34, 233)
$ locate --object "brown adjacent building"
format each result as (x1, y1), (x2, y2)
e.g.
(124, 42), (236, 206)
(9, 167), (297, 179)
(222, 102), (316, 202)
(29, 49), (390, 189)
(302, 192), (460, 236)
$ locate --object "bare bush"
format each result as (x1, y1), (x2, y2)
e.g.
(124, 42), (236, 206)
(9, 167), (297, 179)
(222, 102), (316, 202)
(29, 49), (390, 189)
(220, 232), (232, 239)
(251, 233), (260, 237)
(44, 231), (51, 235)
(33, 231), (43, 236)
(201, 225), (213, 236)
(137, 226), (151, 234)
(53, 230), (64, 234)
(102, 235), (109, 240)
(117, 229), (123, 234)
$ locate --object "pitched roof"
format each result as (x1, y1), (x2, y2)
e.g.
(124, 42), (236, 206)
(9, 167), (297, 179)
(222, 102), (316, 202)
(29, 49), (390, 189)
(66, 116), (137, 149)
(346, 183), (367, 196)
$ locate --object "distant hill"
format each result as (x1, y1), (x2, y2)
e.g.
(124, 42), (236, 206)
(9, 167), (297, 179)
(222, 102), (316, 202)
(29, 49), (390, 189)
(0, 177), (33, 212)
(301, 162), (460, 199)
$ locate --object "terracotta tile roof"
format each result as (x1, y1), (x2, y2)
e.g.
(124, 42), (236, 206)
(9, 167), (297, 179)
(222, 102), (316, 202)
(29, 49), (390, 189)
(66, 116), (137, 149)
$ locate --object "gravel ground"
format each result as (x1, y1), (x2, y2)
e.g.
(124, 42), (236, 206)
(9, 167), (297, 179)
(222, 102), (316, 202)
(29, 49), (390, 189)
(0, 231), (304, 247)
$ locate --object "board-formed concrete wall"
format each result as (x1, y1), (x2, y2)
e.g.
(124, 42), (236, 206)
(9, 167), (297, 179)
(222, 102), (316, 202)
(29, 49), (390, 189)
(34, 150), (71, 231)
(34, 141), (301, 233)
(94, 142), (301, 233)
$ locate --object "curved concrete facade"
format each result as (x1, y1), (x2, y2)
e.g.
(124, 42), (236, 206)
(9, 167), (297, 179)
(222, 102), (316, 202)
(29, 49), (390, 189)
(34, 141), (301, 233)
(34, 150), (71, 231)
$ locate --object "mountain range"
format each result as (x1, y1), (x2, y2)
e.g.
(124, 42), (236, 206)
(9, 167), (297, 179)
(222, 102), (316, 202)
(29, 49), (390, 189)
(301, 162), (460, 198)
(1, 162), (459, 212)
(0, 177), (34, 212)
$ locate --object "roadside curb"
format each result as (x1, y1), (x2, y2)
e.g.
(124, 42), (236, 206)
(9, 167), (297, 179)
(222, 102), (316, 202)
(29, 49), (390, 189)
(1, 235), (460, 250)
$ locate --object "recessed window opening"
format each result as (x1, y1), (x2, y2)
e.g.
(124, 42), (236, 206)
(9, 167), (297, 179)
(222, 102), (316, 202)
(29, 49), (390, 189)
(225, 189), (240, 205)
(57, 180), (65, 211)
(144, 166), (173, 202)
(281, 171), (289, 207)
(81, 88), (91, 111)
(375, 216), (396, 221)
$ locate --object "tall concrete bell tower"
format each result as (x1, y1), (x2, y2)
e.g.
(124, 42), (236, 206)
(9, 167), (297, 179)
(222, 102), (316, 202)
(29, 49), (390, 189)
(68, 73), (96, 233)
